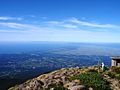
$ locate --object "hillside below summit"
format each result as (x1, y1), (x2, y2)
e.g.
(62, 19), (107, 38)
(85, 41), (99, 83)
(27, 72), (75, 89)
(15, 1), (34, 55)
(9, 66), (120, 90)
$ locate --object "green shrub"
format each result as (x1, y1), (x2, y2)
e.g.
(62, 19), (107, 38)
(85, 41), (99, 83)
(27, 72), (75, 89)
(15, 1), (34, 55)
(109, 66), (120, 80)
(70, 72), (110, 90)
(104, 66), (109, 71)
(107, 72), (116, 78)
(87, 69), (98, 73)
(111, 66), (120, 74)
(115, 74), (120, 80)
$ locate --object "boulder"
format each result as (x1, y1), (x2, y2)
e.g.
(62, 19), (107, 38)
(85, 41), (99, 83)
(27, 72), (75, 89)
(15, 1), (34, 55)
(61, 76), (69, 84)
(64, 82), (76, 88)
(73, 80), (80, 84)
(68, 85), (86, 90)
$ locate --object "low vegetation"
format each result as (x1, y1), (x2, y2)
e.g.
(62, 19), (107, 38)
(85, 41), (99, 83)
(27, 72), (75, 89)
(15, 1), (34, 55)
(70, 71), (111, 90)
(107, 66), (120, 80)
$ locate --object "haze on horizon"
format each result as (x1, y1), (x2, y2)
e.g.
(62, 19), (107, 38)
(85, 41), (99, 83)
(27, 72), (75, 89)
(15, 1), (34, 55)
(0, 0), (120, 43)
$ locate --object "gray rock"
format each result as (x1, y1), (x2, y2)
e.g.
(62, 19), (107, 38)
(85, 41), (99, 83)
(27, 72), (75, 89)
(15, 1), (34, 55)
(61, 76), (69, 84)
(64, 82), (76, 88)
(68, 85), (86, 90)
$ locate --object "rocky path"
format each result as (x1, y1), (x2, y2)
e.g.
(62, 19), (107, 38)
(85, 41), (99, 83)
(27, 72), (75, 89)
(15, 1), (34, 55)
(104, 75), (120, 90)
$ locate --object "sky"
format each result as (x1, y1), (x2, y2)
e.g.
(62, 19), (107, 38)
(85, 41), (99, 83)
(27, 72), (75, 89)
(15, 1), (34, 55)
(0, 0), (120, 43)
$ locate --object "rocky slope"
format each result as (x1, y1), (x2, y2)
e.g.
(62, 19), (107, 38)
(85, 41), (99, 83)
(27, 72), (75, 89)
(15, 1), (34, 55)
(9, 66), (120, 90)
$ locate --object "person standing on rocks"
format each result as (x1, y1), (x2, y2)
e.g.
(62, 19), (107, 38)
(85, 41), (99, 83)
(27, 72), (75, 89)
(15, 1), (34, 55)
(101, 62), (105, 71)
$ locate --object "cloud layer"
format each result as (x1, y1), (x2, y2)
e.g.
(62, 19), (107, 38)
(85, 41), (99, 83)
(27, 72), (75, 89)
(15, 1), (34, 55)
(0, 16), (119, 31)
(69, 18), (118, 28)
(46, 17), (119, 29)
(0, 16), (120, 42)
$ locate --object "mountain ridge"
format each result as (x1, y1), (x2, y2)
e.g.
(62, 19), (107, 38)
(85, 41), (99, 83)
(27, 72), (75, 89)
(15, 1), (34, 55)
(8, 66), (120, 90)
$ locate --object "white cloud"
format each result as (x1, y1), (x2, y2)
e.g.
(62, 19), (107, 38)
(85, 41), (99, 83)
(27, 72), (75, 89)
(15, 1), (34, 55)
(46, 21), (63, 25)
(0, 16), (23, 21)
(0, 17), (120, 42)
(0, 26), (120, 43)
(69, 17), (118, 28)
(0, 17), (120, 34)
(0, 22), (38, 30)
(45, 17), (119, 29)
(0, 17), (12, 20)
(45, 21), (77, 29)
(60, 24), (77, 28)
(0, 29), (26, 33)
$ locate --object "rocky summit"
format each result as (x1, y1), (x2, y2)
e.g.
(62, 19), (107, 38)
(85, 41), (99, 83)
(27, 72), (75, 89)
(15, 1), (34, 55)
(9, 66), (120, 90)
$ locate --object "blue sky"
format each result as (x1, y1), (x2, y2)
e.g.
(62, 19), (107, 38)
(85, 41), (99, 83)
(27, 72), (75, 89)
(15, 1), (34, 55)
(0, 0), (120, 42)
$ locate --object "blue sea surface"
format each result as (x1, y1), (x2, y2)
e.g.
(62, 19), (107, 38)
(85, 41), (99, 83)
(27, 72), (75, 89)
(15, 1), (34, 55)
(0, 42), (120, 55)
